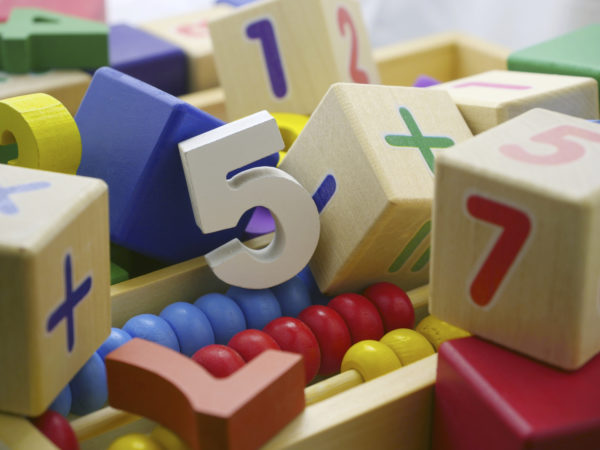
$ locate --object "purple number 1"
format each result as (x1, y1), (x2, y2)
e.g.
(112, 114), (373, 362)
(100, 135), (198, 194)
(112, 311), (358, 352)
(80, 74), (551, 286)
(246, 18), (288, 98)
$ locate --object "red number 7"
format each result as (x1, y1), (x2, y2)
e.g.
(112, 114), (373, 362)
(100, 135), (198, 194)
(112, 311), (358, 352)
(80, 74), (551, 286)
(466, 194), (532, 307)
(500, 125), (600, 165)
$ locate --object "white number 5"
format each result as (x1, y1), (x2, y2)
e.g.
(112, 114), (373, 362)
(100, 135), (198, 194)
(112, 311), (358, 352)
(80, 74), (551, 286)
(179, 111), (320, 289)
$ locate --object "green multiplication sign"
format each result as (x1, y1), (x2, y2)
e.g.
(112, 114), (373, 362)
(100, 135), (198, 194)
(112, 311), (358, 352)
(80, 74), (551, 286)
(385, 107), (454, 273)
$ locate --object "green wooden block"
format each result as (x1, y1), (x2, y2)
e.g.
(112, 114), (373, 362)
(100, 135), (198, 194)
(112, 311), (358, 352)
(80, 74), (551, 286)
(0, 8), (108, 73)
(508, 25), (600, 104)
(110, 261), (129, 285)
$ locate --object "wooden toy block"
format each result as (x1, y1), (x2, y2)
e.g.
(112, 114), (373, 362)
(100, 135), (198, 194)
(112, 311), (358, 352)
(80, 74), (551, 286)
(433, 337), (600, 450)
(432, 70), (599, 134)
(75, 67), (274, 264)
(280, 83), (472, 295)
(430, 108), (600, 370)
(139, 5), (234, 92)
(209, 0), (380, 119)
(374, 32), (509, 87)
(0, 8), (108, 73)
(0, 70), (91, 116)
(0, 413), (58, 449)
(0, 164), (110, 415)
(0, 0), (105, 22)
(0, 93), (81, 174)
(508, 25), (600, 104)
(108, 24), (188, 97)
(179, 110), (320, 289)
(105, 338), (305, 450)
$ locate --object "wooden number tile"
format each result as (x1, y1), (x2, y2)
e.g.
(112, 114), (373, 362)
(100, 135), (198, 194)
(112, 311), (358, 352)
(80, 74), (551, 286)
(0, 164), (110, 415)
(0, 70), (90, 116)
(509, 25), (600, 104)
(0, 93), (81, 174)
(432, 70), (599, 134)
(106, 338), (305, 450)
(0, 8), (108, 73)
(108, 24), (188, 96)
(430, 108), (600, 370)
(209, 0), (379, 119)
(75, 67), (246, 264)
(434, 337), (600, 450)
(279, 83), (472, 295)
(139, 5), (234, 92)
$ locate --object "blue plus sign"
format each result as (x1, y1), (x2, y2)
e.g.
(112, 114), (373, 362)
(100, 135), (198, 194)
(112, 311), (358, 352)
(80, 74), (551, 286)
(47, 254), (93, 352)
(0, 181), (51, 215)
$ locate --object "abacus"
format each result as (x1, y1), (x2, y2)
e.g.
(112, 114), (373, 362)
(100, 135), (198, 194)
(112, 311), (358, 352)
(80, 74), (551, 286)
(1, 1), (600, 449)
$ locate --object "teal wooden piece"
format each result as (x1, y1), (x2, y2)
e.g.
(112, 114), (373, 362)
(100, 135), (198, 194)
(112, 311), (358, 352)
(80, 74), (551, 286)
(0, 8), (108, 73)
(508, 25), (600, 103)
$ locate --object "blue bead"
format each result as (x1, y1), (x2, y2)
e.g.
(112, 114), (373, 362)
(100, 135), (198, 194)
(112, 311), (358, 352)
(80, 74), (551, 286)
(297, 265), (330, 306)
(160, 302), (215, 356)
(194, 293), (246, 345)
(226, 287), (282, 330)
(97, 327), (132, 360)
(48, 384), (72, 417)
(270, 276), (312, 317)
(69, 352), (107, 415)
(122, 314), (180, 352)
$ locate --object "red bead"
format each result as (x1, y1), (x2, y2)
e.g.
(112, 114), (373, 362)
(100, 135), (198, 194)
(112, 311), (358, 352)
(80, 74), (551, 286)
(263, 317), (321, 384)
(363, 282), (415, 331)
(298, 305), (351, 375)
(191, 344), (245, 378)
(31, 410), (79, 450)
(228, 329), (280, 362)
(328, 293), (384, 343)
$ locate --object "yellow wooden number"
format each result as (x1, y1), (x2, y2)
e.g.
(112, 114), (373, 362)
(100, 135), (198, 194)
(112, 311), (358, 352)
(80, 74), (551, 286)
(0, 93), (81, 174)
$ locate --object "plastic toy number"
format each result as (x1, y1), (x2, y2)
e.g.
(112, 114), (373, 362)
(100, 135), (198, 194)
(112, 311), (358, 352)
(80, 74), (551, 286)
(246, 18), (288, 98)
(337, 6), (369, 84)
(179, 111), (320, 289)
(500, 125), (600, 165)
(466, 194), (531, 307)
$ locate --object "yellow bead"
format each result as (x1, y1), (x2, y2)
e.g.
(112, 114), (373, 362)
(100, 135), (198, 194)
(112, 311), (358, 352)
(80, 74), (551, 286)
(108, 433), (164, 450)
(150, 425), (189, 450)
(416, 315), (471, 351)
(380, 328), (435, 365)
(341, 340), (402, 382)
(271, 112), (309, 165)
(0, 93), (81, 174)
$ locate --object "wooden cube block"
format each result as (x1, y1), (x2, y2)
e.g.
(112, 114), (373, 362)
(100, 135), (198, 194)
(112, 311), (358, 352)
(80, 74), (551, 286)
(139, 5), (234, 91)
(430, 108), (600, 370)
(280, 83), (472, 295)
(0, 164), (110, 415)
(209, 0), (380, 119)
(108, 24), (188, 96)
(431, 70), (599, 134)
(375, 32), (510, 87)
(434, 337), (600, 450)
(0, 70), (91, 115)
(509, 25), (600, 104)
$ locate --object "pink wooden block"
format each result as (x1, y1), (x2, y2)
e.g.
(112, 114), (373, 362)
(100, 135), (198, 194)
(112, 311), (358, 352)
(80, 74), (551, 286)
(0, 0), (104, 22)
(434, 337), (600, 450)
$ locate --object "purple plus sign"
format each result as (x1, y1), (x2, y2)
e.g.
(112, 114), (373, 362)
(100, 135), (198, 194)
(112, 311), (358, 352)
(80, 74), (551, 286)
(47, 254), (92, 352)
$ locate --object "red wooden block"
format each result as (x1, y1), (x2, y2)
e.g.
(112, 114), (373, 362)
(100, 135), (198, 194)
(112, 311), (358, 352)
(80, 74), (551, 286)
(434, 337), (600, 450)
(105, 338), (305, 450)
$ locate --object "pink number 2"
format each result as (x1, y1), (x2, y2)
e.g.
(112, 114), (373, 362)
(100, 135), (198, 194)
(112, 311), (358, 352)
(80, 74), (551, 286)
(337, 6), (369, 84)
(466, 194), (531, 307)
(500, 125), (600, 165)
